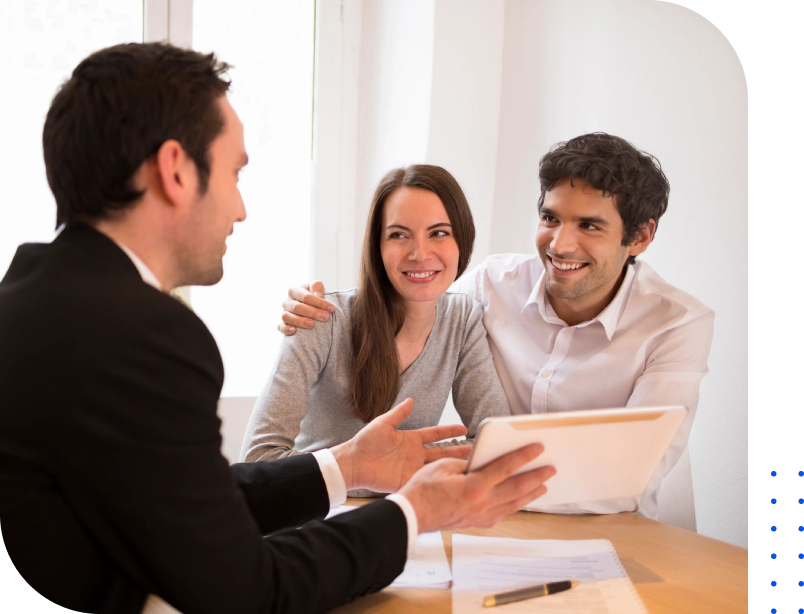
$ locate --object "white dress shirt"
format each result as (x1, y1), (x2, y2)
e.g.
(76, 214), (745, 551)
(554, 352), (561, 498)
(452, 253), (714, 518)
(113, 239), (418, 551)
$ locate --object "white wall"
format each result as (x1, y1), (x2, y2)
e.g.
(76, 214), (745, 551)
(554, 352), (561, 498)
(311, 0), (746, 547)
(425, 0), (505, 267)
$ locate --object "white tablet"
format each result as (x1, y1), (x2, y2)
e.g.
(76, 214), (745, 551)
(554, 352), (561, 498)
(466, 406), (687, 507)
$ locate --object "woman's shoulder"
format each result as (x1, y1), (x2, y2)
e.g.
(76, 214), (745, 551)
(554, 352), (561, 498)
(324, 289), (358, 310)
(437, 292), (484, 329)
(439, 291), (482, 311)
(284, 290), (357, 352)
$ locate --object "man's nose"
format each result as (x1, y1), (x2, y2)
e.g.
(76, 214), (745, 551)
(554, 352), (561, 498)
(236, 194), (247, 223)
(550, 225), (578, 255)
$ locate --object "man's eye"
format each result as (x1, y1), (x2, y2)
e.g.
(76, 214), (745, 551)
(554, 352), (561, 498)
(581, 223), (599, 231)
(540, 215), (556, 223)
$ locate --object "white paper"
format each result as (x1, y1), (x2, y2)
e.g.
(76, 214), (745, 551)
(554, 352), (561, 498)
(389, 531), (452, 589)
(325, 505), (452, 589)
(451, 536), (646, 613)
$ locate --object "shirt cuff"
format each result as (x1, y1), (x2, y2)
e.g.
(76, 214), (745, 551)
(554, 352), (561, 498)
(385, 493), (419, 555)
(312, 449), (347, 508)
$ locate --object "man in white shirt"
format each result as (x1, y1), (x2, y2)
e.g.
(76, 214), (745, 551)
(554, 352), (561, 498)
(280, 133), (714, 520)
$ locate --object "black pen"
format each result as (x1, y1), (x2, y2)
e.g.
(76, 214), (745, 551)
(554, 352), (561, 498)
(483, 580), (579, 607)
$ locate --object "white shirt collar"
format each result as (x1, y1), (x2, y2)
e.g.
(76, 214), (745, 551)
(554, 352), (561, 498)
(114, 241), (164, 292)
(523, 263), (636, 340)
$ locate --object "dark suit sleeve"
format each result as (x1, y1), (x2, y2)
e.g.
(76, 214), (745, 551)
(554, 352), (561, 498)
(229, 457), (329, 534)
(58, 301), (407, 614)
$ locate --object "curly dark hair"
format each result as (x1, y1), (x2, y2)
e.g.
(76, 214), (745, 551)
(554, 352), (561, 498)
(537, 133), (670, 264)
(43, 42), (231, 228)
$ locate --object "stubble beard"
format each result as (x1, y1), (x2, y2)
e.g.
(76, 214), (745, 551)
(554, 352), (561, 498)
(175, 252), (224, 287)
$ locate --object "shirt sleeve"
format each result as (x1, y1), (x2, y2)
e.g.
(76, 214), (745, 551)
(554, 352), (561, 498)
(385, 493), (419, 555)
(624, 309), (715, 515)
(312, 449), (347, 508)
(449, 261), (483, 299)
(530, 309), (715, 517)
(313, 444), (417, 553)
(240, 316), (334, 462)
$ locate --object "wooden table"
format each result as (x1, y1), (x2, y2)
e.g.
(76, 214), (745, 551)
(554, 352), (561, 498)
(333, 500), (747, 613)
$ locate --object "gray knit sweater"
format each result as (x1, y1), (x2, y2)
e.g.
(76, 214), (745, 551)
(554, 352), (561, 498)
(240, 291), (511, 488)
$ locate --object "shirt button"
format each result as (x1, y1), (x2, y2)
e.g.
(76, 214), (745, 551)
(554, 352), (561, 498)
(542, 371), (551, 378)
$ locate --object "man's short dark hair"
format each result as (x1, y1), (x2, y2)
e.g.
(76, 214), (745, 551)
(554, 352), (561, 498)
(537, 133), (670, 264)
(43, 42), (231, 228)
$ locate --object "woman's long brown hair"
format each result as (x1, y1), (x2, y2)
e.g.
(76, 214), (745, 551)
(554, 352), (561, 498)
(350, 165), (475, 422)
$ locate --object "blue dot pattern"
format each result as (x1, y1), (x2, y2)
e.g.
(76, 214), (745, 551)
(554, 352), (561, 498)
(767, 469), (804, 610)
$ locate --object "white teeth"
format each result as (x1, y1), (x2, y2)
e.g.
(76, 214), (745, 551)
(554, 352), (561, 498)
(405, 271), (436, 279)
(551, 259), (586, 271)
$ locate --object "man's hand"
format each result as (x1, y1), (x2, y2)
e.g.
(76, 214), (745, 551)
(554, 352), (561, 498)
(399, 444), (555, 534)
(278, 282), (336, 335)
(330, 398), (471, 493)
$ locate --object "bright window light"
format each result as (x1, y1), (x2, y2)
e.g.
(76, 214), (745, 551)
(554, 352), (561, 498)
(0, 0), (143, 275)
(191, 0), (315, 397)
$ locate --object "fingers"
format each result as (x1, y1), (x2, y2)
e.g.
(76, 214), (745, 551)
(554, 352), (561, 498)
(310, 280), (326, 298)
(277, 323), (297, 336)
(482, 484), (549, 524)
(288, 284), (335, 314)
(419, 457), (468, 475)
(423, 444), (472, 463)
(416, 424), (468, 445)
(473, 443), (545, 487)
(377, 397), (414, 427)
(281, 299), (329, 323)
(489, 466), (555, 506)
(281, 309), (314, 330)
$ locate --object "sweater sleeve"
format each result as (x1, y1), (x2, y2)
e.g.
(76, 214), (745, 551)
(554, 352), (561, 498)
(240, 313), (335, 462)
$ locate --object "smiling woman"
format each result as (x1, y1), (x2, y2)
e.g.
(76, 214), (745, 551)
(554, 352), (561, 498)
(240, 165), (511, 494)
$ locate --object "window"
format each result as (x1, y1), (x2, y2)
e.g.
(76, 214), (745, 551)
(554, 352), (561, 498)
(0, 0), (143, 274)
(0, 1), (316, 399)
(191, 1), (315, 397)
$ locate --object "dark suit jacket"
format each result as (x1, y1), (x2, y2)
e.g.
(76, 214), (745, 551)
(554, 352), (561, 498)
(0, 224), (407, 614)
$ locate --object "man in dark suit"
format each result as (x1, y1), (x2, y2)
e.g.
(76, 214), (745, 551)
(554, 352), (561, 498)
(0, 43), (553, 614)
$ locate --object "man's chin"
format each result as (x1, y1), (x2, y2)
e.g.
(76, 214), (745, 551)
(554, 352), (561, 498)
(545, 280), (582, 301)
(178, 264), (224, 288)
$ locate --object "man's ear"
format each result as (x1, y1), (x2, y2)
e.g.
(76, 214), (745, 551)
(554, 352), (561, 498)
(627, 219), (657, 258)
(154, 139), (196, 208)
